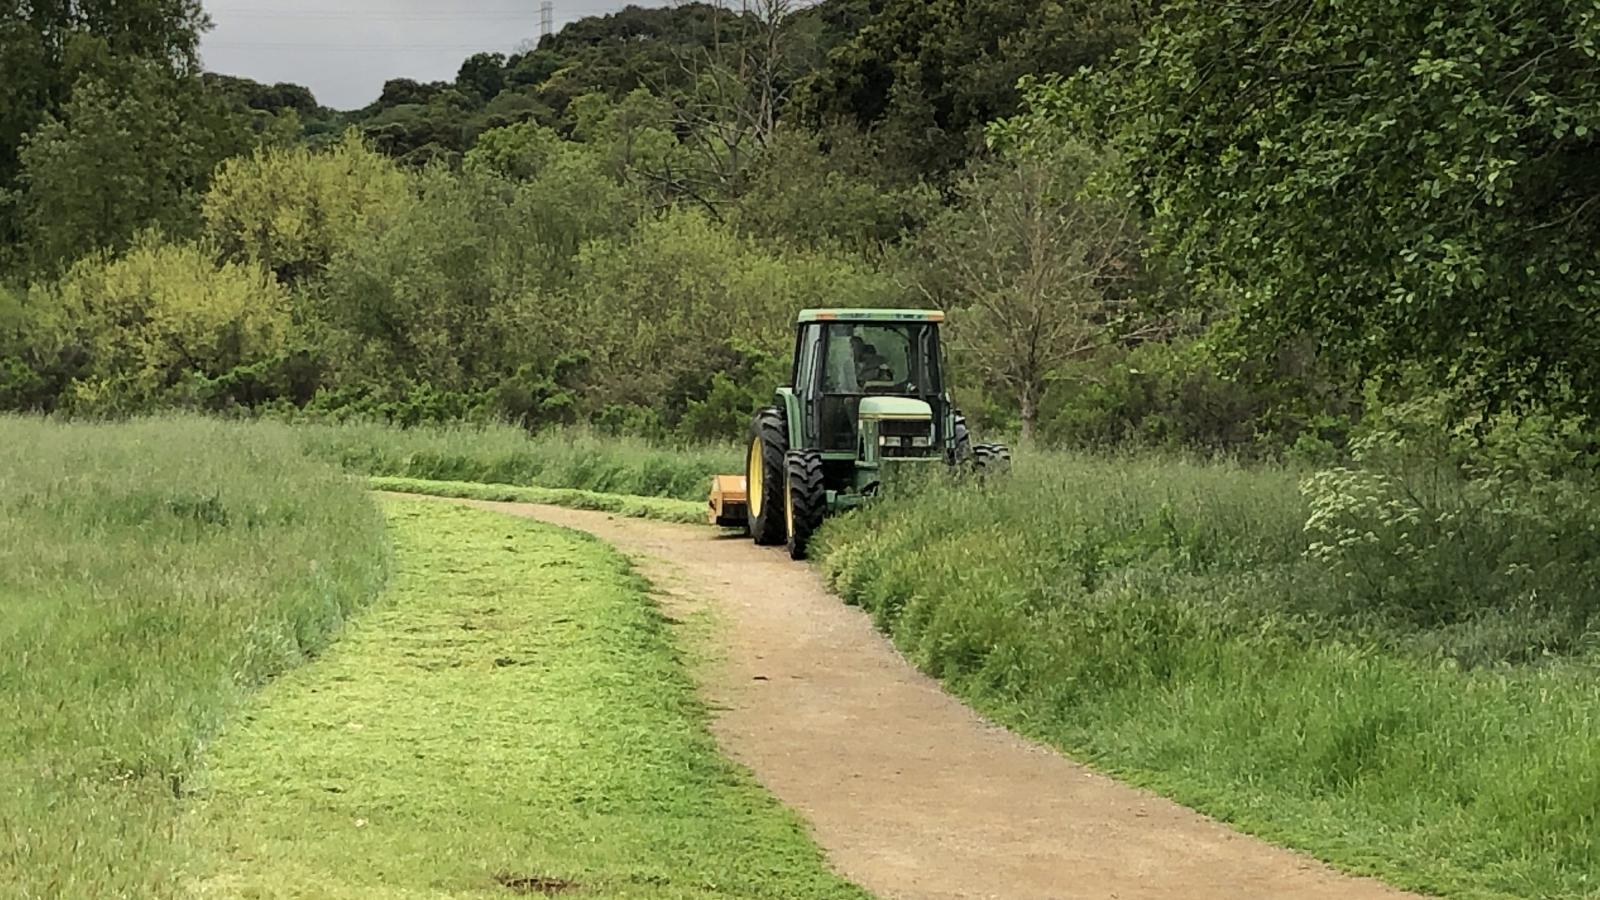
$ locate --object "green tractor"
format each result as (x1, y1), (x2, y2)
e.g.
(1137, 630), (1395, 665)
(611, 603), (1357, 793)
(707, 309), (1010, 559)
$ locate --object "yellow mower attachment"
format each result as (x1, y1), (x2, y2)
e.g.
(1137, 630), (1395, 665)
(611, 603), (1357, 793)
(707, 475), (749, 528)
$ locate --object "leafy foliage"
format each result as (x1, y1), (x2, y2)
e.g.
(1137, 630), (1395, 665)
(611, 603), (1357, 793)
(202, 132), (412, 285)
(0, 0), (209, 236)
(34, 237), (291, 413)
(1049, 0), (1600, 412)
(563, 208), (898, 422)
(1301, 388), (1600, 661)
(796, 0), (1151, 178)
(5, 0), (1598, 449)
(18, 60), (254, 271)
(733, 123), (938, 254)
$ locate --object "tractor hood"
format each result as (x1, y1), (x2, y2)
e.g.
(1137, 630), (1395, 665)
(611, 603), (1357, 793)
(858, 397), (933, 420)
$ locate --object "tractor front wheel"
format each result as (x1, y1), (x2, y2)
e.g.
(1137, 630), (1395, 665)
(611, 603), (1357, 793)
(746, 407), (789, 545)
(784, 450), (826, 560)
(972, 443), (1012, 474)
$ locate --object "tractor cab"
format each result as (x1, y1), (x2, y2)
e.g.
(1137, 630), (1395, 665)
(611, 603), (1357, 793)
(707, 308), (1010, 560)
(792, 310), (949, 459)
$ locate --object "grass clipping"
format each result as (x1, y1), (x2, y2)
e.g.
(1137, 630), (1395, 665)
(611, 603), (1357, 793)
(187, 497), (862, 899)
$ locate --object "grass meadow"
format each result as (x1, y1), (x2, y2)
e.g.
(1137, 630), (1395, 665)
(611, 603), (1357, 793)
(292, 421), (739, 502)
(3, 417), (851, 898)
(814, 454), (1600, 898)
(12, 414), (1600, 898)
(0, 416), (386, 897)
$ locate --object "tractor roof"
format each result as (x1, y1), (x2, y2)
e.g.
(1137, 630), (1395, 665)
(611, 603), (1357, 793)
(797, 308), (946, 324)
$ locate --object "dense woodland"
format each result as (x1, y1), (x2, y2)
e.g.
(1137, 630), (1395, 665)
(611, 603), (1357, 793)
(2, 0), (1597, 456)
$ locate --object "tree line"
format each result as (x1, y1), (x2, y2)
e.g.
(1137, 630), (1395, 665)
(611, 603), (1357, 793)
(1, 0), (1595, 451)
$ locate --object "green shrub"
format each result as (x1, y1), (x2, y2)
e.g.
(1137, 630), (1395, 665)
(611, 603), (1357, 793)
(1301, 391), (1600, 663)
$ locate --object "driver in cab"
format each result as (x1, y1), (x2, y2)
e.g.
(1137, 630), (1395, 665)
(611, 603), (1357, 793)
(850, 336), (893, 385)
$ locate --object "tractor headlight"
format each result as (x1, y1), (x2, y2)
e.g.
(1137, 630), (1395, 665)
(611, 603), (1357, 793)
(911, 435), (932, 448)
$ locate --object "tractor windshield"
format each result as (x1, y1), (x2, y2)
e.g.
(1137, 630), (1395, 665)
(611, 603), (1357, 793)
(820, 323), (940, 396)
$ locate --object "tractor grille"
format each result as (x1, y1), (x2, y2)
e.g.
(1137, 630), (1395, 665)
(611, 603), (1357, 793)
(879, 419), (932, 439)
(882, 444), (938, 459)
(877, 418), (936, 458)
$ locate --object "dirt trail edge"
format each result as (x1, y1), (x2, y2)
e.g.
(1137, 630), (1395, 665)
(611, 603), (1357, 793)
(428, 496), (1418, 900)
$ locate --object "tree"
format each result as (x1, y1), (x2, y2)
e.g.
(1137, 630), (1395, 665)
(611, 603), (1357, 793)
(0, 0), (210, 251)
(565, 208), (898, 418)
(316, 157), (630, 398)
(456, 52), (507, 102)
(1072, 0), (1600, 415)
(916, 143), (1149, 444)
(795, 0), (1152, 180)
(370, 78), (444, 110)
(18, 61), (254, 271)
(567, 89), (687, 198)
(464, 121), (568, 181)
(648, 0), (812, 207)
(733, 122), (938, 254)
(202, 132), (413, 286)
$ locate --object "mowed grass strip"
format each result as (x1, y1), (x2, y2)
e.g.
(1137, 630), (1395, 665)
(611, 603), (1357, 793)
(189, 497), (864, 899)
(0, 416), (386, 899)
(371, 476), (709, 525)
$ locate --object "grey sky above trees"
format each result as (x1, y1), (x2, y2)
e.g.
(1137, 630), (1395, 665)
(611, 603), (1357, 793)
(199, 0), (668, 109)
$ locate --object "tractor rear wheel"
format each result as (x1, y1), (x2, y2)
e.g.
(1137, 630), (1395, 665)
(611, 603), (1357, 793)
(972, 443), (1012, 474)
(746, 407), (789, 545)
(784, 449), (826, 561)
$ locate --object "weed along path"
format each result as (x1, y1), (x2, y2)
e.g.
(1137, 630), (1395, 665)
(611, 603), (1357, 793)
(433, 496), (1420, 900)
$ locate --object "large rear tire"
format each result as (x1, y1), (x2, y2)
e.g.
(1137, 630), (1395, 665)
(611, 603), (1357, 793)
(972, 442), (1012, 474)
(784, 450), (826, 561)
(746, 407), (789, 545)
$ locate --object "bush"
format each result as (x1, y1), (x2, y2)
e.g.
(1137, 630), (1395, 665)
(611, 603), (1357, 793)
(564, 209), (900, 415)
(1301, 390), (1600, 663)
(35, 237), (293, 415)
(203, 131), (413, 285)
(1035, 340), (1269, 452)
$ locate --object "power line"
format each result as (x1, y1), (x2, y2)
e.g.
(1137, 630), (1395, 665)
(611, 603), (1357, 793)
(210, 12), (539, 21)
(206, 41), (537, 50)
(207, 5), (537, 14)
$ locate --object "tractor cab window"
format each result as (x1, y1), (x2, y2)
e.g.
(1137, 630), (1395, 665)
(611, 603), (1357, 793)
(820, 323), (938, 396)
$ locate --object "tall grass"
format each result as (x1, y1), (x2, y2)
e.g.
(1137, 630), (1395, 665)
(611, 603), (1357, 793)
(815, 453), (1600, 898)
(290, 420), (740, 502)
(0, 416), (386, 897)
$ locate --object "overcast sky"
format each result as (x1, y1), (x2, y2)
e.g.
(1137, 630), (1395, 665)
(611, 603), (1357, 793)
(198, 1), (670, 110)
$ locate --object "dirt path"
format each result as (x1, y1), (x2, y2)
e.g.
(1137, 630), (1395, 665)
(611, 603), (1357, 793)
(433, 496), (1417, 900)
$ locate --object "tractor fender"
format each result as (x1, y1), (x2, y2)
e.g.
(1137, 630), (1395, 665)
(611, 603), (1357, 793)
(774, 388), (804, 449)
